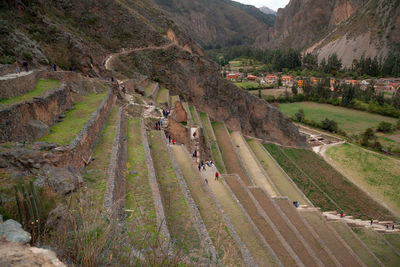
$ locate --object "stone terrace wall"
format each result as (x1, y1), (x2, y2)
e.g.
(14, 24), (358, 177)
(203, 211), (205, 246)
(0, 86), (72, 143)
(61, 88), (116, 168)
(0, 71), (36, 99)
(103, 107), (127, 218)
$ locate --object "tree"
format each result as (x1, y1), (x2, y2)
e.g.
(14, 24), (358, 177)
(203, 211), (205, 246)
(291, 84), (298, 95)
(326, 53), (342, 74)
(321, 118), (338, 132)
(361, 128), (376, 146)
(392, 88), (400, 109)
(295, 109), (305, 122)
(302, 53), (318, 70)
(377, 121), (392, 132)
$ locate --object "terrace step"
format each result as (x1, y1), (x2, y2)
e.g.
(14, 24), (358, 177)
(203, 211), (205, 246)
(353, 227), (400, 266)
(224, 174), (303, 266)
(247, 139), (312, 206)
(300, 210), (364, 267)
(213, 122), (253, 186)
(329, 221), (384, 266)
(156, 87), (169, 106)
(250, 187), (323, 267)
(231, 132), (279, 197)
(144, 82), (159, 100)
(274, 198), (340, 266)
(170, 95), (180, 106)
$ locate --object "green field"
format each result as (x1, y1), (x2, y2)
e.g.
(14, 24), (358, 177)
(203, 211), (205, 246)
(38, 93), (106, 145)
(279, 102), (398, 134)
(234, 82), (260, 90)
(265, 143), (395, 220)
(326, 143), (400, 217)
(0, 79), (61, 107)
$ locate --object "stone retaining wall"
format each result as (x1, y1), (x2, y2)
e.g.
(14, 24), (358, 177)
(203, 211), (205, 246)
(62, 88), (116, 167)
(180, 145), (256, 267)
(0, 71), (37, 99)
(151, 83), (159, 102)
(0, 86), (72, 143)
(140, 119), (171, 244)
(102, 107), (127, 218)
(162, 132), (218, 264)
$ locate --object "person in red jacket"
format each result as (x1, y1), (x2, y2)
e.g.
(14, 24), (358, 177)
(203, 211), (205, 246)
(215, 172), (219, 181)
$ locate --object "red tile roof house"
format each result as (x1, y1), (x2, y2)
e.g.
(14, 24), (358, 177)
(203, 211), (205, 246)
(227, 73), (242, 80)
(247, 75), (257, 80)
(265, 74), (278, 84)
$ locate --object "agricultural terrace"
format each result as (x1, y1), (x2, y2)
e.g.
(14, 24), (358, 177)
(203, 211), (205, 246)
(126, 118), (156, 227)
(383, 234), (400, 250)
(265, 144), (395, 220)
(352, 227), (400, 266)
(189, 106), (199, 125)
(0, 79), (61, 107)
(148, 131), (201, 253)
(279, 102), (398, 134)
(39, 92), (106, 145)
(82, 106), (119, 207)
(326, 143), (400, 217)
(156, 87), (168, 104)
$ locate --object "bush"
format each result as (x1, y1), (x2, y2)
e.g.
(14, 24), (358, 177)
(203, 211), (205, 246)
(377, 121), (392, 132)
(22, 51), (33, 61)
(321, 118), (338, 132)
(0, 55), (14, 64)
(294, 108), (305, 122)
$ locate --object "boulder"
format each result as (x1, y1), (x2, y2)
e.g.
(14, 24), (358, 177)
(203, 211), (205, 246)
(36, 165), (83, 195)
(0, 219), (31, 244)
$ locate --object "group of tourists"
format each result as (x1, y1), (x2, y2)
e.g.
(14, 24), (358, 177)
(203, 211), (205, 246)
(162, 109), (170, 118)
(155, 118), (164, 130)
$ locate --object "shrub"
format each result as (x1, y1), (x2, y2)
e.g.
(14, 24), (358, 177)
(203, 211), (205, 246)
(22, 50), (33, 61)
(321, 118), (338, 132)
(0, 55), (14, 64)
(377, 121), (392, 132)
(294, 108), (305, 122)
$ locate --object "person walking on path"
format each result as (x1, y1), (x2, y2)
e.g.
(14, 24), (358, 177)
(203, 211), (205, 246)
(205, 178), (208, 185)
(52, 63), (57, 71)
(215, 172), (219, 181)
(198, 164), (202, 172)
(22, 61), (28, 72)
(14, 60), (20, 74)
(211, 162), (215, 170)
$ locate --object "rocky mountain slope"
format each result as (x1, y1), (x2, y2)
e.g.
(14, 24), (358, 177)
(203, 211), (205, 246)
(152, 0), (275, 49)
(0, 0), (305, 147)
(265, 0), (400, 66)
(259, 6), (277, 15)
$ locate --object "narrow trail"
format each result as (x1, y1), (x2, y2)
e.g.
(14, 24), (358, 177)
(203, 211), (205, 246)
(104, 43), (176, 71)
(0, 70), (35, 81)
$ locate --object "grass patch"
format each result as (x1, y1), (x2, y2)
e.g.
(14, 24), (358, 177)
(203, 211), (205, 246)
(82, 106), (118, 207)
(279, 102), (398, 134)
(38, 93), (106, 145)
(326, 143), (400, 217)
(189, 106), (199, 125)
(353, 227), (400, 266)
(234, 82), (260, 90)
(170, 95), (180, 105)
(266, 143), (395, 220)
(148, 131), (200, 252)
(211, 142), (225, 173)
(126, 118), (156, 227)
(383, 234), (400, 250)
(199, 112), (215, 142)
(156, 87), (168, 104)
(0, 79), (61, 107)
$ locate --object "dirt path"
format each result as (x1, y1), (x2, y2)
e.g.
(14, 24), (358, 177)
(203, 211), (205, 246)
(104, 43), (175, 71)
(231, 132), (278, 196)
(0, 70), (35, 80)
(248, 140), (311, 206)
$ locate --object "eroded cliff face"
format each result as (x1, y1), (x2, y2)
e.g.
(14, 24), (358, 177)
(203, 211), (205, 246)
(266, 0), (400, 66)
(119, 45), (306, 147)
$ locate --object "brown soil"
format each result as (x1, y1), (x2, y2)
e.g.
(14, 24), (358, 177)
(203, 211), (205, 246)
(224, 175), (298, 266)
(213, 124), (252, 185)
(275, 199), (337, 267)
(250, 188), (319, 267)
(301, 211), (362, 267)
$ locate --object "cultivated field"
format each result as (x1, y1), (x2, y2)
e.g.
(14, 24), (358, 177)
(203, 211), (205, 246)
(326, 143), (400, 217)
(266, 143), (395, 220)
(279, 102), (398, 134)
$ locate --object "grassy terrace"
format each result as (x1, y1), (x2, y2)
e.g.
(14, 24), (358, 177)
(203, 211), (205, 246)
(82, 106), (119, 207)
(329, 221), (381, 266)
(212, 122), (252, 185)
(266, 143), (395, 220)
(148, 131), (201, 253)
(383, 234), (400, 250)
(279, 102), (398, 134)
(353, 227), (400, 267)
(126, 118), (156, 227)
(248, 140), (310, 205)
(156, 88), (168, 104)
(326, 143), (400, 217)
(0, 79), (61, 107)
(39, 93), (106, 145)
(171, 145), (244, 266)
(144, 83), (156, 96)
(189, 106), (199, 125)
(170, 95), (180, 105)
